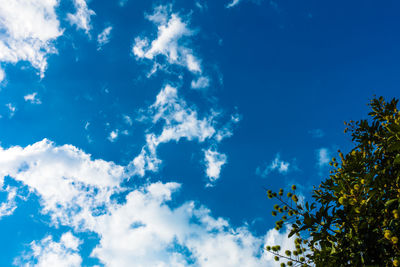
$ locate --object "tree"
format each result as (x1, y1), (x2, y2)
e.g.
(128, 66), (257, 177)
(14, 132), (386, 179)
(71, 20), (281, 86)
(265, 97), (400, 266)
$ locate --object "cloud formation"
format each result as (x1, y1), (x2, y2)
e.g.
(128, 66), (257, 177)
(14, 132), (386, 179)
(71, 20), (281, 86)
(0, 139), (125, 229)
(24, 92), (42, 104)
(128, 85), (218, 179)
(226, 0), (242, 8)
(5, 103), (16, 118)
(133, 6), (198, 70)
(191, 76), (210, 89)
(0, 185), (17, 218)
(316, 148), (330, 167)
(108, 130), (119, 142)
(67, 0), (95, 34)
(132, 6), (209, 88)
(16, 232), (82, 267)
(0, 140), (278, 266)
(0, 0), (63, 78)
(256, 153), (291, 177)
(204, 149), (227, 186)
(97, 26), (113, 50)
(0, 68), (5, 83)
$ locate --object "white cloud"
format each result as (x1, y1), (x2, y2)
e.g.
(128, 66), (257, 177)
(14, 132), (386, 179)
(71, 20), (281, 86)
(263, 226), (297, 265)
(214, 113), (241, 142)
(0, 68), (5, 83)
(191, 76), (210, 89)
(108, 130), (119, 142)
(128, 85), (217, 177)
(0, 185), (18, 218)
(0, 140), (286, 266)
(226, 0), (242, 8)
(317, 148), (330, 167)
(132, 6), (204, 76)
(97, 26), (113, 50)
(67, 0), (95, 34)
(91, 182), (268, 267)
(24, 92), (41, 104)
(0, 0), (63, 77)
(0, 139), (125, 228)
(123, 115), (133, 126)
(16, 232), (82, 267)
(256, 154), (290, 177)
(195, 1), (208, 11)
(5, 103), (16, 117)
(204, 149), (227, 186)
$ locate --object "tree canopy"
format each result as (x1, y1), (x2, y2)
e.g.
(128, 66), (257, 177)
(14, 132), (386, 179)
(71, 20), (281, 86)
(265, 97), (400, 266)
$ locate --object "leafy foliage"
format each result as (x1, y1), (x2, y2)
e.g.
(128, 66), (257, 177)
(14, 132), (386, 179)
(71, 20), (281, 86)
(265, 97), (400, 266)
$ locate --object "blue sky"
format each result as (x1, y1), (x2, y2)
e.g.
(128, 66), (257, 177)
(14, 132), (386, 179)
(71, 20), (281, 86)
(0, 0), (399, 266)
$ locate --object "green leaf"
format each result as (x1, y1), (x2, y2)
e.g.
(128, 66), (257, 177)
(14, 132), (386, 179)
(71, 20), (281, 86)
(385, 199), (398, 207)
(394, 154), (400, 165)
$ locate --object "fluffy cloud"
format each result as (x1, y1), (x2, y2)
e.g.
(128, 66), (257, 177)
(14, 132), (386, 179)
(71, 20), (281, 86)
(133, 6), (193, 65)
(97, 26), (113, 50)
(204, 149), (227, 186)
(16, 232), (82, 267)
(0, 140), (280, 266)
(128, 85), (217, 177)
(127, 85), (237, 184)
(0, 139), (125, 229)
(132, 6), (209, 88)
(0, 0), (63, 77)
(67, 0), (95, 34)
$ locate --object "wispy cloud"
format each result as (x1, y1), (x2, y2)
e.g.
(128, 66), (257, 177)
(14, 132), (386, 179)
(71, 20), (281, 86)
(316, 147), (330, 167)
(191, 76), (210, 89)
(132, 6), (198, 72)
(128, 85), (217, 177)
(132, 6), (210, 89)
(97, 26), (113, 50)
(5, 103), (16, 118)
(119, 0), (128, 7)
(0, 68), (5, 83)
(125, 84), (237, 186)
(123, 115), (133, 126)
(226, 0), (242, 8)
(0, 186), (18, 218)
(67, 0), (95, 35)
(24, 92), (42, 104)
(256, 153), (291, 177)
